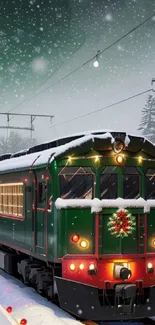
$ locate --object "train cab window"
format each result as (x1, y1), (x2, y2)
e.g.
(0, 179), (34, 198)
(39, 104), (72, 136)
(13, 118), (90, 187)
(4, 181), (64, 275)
(146, 169), (155, 199)
(59, 167), (95, 199)
(100, 166), (117, 199)
(123, 167), (140, 199)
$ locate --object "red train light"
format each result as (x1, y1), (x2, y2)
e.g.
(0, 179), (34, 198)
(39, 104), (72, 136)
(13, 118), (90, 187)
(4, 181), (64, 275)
(71, 234), (80, 243)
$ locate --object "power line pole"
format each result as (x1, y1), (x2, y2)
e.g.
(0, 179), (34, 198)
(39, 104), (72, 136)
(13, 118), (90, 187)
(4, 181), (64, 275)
(0, 113), (54, 138)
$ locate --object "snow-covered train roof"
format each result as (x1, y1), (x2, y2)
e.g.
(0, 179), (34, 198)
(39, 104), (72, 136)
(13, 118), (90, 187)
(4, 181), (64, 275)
(0, 131), (155, 173)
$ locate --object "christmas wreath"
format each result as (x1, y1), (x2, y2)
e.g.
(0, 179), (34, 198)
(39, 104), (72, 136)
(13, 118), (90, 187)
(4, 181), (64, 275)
(107, 208), (136, 238)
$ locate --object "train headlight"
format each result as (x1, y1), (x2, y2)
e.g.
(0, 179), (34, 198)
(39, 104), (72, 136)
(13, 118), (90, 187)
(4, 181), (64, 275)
(147, 262), (154, 273)
(88, 263), (97, 275)
(114, 264), (131, 280)
(70, 263), (76, 271)
(79, 263), (84, 270)
(80, 239), (89, 249)
(115, 154), (124, 166)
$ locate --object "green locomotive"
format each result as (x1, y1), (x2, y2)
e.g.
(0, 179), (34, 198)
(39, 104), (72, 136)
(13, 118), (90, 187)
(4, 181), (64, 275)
(0, 130), (155, 321)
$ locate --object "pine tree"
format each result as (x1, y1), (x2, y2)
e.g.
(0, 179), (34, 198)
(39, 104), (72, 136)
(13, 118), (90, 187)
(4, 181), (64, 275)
(0, 132), (37, 155)
(138, 94), (155, 143)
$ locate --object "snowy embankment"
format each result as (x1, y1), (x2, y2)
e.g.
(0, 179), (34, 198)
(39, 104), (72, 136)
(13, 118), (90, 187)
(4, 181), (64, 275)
(0, 270), (81, 325)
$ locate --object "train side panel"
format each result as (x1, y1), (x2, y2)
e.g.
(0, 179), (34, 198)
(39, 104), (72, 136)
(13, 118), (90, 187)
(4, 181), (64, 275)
(0, 171), (33, 250)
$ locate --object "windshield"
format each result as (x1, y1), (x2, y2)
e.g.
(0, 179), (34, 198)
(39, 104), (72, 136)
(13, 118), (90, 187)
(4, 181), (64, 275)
(59, 167), (95, 199)
(123, 167), (140, 199)
(146, 169), (155, 199)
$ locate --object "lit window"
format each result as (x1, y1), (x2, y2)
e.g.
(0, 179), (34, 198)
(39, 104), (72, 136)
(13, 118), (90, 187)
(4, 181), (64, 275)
(0, 183), (24, 219)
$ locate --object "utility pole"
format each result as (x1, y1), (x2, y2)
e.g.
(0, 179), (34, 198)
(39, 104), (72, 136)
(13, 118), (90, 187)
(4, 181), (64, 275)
(0, 113), (54, 138)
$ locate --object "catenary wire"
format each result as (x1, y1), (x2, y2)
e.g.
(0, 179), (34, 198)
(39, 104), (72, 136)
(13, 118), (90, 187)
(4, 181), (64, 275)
(9, 13), (155, 113)
(50, 88), (152, 127)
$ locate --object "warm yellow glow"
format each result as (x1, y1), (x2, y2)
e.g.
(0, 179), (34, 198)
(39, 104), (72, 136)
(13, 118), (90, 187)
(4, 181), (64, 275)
(68, 157), (72, 162)
(80, 240), (89, 249)
(70, 263), (75, 271)
(79, 264), (85, 270)
(89, 263), (95, 270)
(0, 182), (23, 187)
(138, 156), (143, 164)
(152, 239), (155, 247)
(94, 156), (99, 162)
(148, 262), (153, 269)
(0, 183), (24, 217)
(116, 154), (124, 164)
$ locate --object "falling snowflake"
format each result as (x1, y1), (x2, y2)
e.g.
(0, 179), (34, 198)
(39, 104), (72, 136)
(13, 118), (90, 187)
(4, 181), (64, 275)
(8, 64), (18, 73)
(34, 46), (41, 53)
(117, 45), (124, 51)
(31, 57), (48, 73)
(104, 13), (113, 22)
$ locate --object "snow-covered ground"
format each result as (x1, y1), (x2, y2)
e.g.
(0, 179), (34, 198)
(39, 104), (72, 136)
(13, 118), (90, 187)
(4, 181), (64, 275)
(0, 269), (150, 325)
(0, 270), (81, 325)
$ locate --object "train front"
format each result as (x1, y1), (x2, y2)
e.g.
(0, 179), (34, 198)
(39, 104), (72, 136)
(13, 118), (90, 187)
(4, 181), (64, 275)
(54, 132), (155, 321)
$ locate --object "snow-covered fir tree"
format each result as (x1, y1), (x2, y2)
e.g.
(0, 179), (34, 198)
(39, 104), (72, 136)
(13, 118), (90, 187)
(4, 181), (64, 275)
(138, 94), (155, 143)
(0, 132), (37, 155)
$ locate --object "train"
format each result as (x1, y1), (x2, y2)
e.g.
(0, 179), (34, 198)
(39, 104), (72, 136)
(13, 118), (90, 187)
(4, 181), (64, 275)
(0, 130), (155, 321)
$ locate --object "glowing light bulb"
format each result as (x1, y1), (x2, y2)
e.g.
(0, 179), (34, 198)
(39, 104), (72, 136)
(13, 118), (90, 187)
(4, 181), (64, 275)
(94, 155), (99, 162)
(152, 238), (155, 247)
(89, 263), (95, 270)
(148, 262), (153, 269)
(70, 263), (76, 271)
(79, 263), (85, 270)
(71, 234), (80, 243)
(115, 154), (124, 165)
(80, 240), (89, 249)
(93, 60), (99, 68)
(138, 156), (143, 164)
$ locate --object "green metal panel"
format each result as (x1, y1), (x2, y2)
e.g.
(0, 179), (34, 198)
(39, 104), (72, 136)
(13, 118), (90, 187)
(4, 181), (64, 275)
(99, 211), (138, 254)
(57, 208), (95, 257)
(147, 209), (155, 252)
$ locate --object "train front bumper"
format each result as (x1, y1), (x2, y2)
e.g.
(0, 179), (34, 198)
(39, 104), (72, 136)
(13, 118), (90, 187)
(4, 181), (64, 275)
(55, 277), (155, 321)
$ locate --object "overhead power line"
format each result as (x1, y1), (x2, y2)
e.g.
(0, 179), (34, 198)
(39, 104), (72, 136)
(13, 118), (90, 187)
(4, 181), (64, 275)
(8, 62), (65, 114)
(9, 13), (155, 113)
(51, 88), (152, 128)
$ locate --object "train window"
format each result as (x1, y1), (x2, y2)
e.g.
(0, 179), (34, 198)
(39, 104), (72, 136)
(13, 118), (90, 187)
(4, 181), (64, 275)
(59, 167), (94, 199)
(0, 182), (24, 218)
(146, 169), (155, 199)
(123, 167), (140, 199)
(100, 166), (117, 199)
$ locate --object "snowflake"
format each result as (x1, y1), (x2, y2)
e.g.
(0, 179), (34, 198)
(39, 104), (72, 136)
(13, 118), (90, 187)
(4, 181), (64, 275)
(31, 57), (47, 73)
(34, 46), (41, 53)
(104, 13), (113, 22)
(117, 45), (124, 51)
